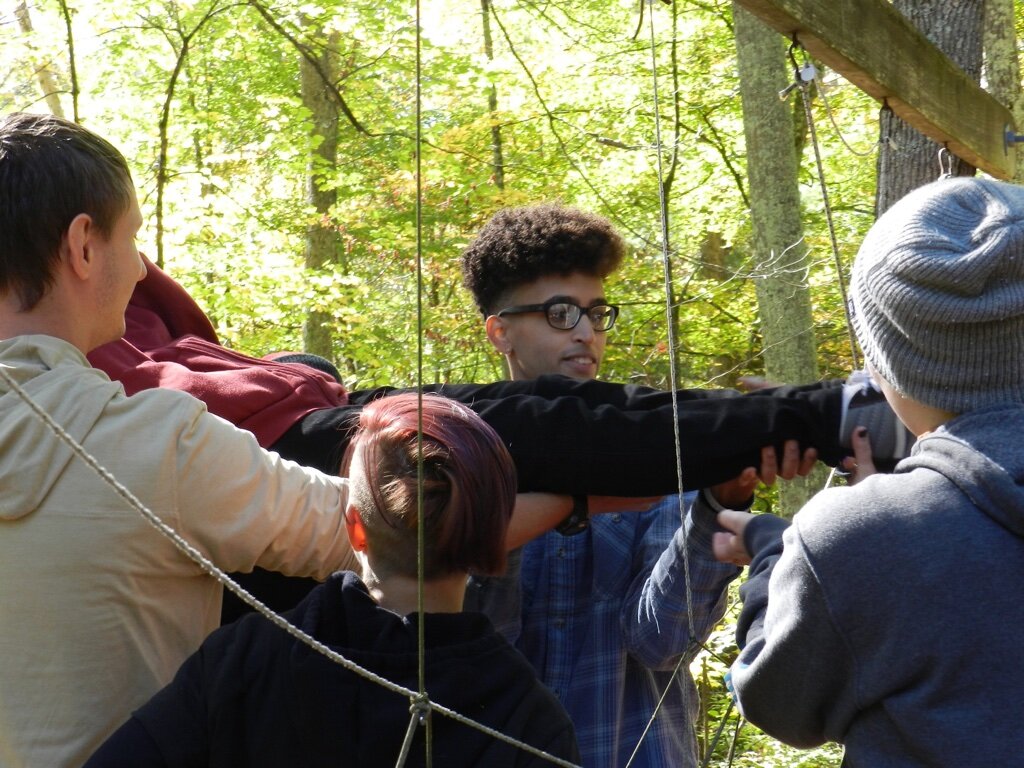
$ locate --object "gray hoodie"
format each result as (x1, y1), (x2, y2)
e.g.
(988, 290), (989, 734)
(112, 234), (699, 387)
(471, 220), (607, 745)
(731, 403), (1024, 766)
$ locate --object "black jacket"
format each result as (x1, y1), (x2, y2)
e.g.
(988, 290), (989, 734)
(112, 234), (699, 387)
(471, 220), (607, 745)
(86, 572), (579, 767)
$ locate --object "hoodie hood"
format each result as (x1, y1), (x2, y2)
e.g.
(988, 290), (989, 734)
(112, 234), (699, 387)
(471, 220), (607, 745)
(186, 571), (576, 767)
(903, 403), (1024, 538)
(0, 335), (122, 519)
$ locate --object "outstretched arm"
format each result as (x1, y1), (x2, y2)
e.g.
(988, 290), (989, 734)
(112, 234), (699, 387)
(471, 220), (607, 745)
(620, 437), (815, 667)
(726, 513), (856, 748)
(618, 460), (762, 669)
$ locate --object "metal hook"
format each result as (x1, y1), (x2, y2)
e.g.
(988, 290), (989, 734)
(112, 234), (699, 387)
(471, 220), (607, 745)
(779, 36), (816, 101)
(937, 146), (954, 179)
(779, 82), (800, 101)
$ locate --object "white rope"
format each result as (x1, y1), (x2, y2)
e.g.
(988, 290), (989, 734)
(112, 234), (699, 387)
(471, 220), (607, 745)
(621, 4), (702, 765)
(412, 0), (432, 762)
(0, 362), (580, 768)
(786, 41), (860, 370)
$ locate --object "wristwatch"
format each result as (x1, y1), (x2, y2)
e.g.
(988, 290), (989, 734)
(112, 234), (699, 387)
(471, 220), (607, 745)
(555, 495), (590, 536)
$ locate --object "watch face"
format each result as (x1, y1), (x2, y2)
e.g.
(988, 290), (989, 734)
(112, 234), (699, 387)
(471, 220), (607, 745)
(560, 518), (590, 536)
(556, 513), (590, 536)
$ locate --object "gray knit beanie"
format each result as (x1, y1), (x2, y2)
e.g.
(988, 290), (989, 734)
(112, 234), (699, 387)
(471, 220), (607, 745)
(850, 176), (1024, 413)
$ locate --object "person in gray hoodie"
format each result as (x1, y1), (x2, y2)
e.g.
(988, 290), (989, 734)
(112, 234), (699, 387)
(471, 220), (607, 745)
(712, 176), (1024, 765)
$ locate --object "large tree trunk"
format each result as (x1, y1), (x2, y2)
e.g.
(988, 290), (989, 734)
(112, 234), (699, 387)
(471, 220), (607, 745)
(300, 28), (341, 360)
(983, 0), (1024, 184)
(733, 4), (824, 515)
(15, 1), (66, 118)
(480, 0), (505, 190)
(876, 1), (984, 214)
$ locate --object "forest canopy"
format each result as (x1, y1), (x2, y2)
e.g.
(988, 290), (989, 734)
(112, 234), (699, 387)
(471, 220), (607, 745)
(4, 2), (1017, 763)
(1, 0), (881, 393)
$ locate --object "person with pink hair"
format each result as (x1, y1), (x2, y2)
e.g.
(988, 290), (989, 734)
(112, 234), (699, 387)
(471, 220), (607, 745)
(86, 393), (580, 767)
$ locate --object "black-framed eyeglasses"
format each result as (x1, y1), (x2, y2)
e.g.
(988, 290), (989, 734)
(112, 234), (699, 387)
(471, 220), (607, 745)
(496, 299), (619, 331)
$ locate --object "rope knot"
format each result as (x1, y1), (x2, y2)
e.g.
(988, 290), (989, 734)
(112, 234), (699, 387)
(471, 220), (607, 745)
(409, 693), (432, 725)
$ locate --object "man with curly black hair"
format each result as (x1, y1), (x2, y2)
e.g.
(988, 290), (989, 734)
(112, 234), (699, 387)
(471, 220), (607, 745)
(460, 203), (912, 766)
(461, 203), (760, 768)
(461, 204), (624, 381)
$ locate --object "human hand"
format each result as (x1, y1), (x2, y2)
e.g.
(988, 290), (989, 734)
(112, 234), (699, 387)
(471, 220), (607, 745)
(758, 439), (818, 486)
(712, 509), (755, 566)
(707, 467), (758, 509)
(841, 426), (877, 485)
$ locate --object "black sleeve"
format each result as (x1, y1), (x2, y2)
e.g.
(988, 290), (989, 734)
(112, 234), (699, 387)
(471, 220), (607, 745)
(294, 376), (845, 496)
(83, 718), (170, 768)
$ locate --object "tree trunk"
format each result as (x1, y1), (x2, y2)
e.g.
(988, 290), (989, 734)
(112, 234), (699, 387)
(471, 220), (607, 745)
(733, 3), (823, 516)
(15, 0), (66, 118)
(983, 0), (1024, 184)
(300, 28), (341, 360)
(480, 0), (505, 189)
(876, 1), (983, 215)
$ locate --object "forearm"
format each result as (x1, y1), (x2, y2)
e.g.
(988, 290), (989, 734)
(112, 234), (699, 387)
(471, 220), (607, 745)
(730, 523), (856, 747)
(465, 383), (844, 495)
(314, 378), (847, 496)
(622, 493), (741, 668)
(506, 493), (573, 550)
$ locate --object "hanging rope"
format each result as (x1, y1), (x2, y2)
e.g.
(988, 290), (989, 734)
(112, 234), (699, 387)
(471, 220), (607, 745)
(623, 651), (688, 768)
(620, 4), (704, 764)
(412, 0), (433, 762)
(644, 0), (697, 650)
(394, 694), (432, 768)
(698, 699), (738, 768)
(784, 38), (860, 370)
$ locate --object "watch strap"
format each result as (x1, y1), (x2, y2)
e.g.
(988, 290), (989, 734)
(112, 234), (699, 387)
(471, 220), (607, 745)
(555, 494), (590, 536)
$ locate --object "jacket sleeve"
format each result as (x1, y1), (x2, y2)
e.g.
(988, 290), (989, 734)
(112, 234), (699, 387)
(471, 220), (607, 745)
(166, 394), (358, 579)
(620, 491), (741, 669)
(84, 650), (210, 768)
(729, 509), (858, 748)
(82, 717), (173, 768)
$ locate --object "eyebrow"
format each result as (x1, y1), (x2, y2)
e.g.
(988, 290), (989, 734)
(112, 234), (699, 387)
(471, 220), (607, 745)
(543, 294), (609, 306)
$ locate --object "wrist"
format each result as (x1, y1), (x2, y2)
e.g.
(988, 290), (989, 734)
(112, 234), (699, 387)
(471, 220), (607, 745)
(555, 495), (590, 536)
(700, 486), (753, 513)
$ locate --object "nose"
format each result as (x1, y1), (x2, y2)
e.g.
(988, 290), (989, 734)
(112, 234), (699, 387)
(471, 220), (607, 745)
(571, 314), (596, 342)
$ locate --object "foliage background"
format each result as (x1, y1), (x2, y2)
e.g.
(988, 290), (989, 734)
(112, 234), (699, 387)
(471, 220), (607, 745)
(1, 0), (879, 390)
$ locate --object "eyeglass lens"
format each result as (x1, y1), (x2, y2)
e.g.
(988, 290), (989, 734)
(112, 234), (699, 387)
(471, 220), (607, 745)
(547, 303), (616, 331)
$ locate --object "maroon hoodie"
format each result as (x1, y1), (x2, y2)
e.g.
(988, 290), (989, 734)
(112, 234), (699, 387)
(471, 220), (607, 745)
(88, 256), (348, 448)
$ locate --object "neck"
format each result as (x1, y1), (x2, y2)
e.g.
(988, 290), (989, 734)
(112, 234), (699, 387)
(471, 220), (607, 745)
(362, 570), (468, 616)
(0, 289), (91, 352)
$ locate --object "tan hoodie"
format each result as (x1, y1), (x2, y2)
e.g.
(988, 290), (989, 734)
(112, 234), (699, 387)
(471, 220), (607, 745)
(0, 335), (354, 768)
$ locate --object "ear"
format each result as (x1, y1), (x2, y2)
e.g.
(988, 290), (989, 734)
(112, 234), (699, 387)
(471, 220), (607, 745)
(485, 314), (512, 355)
(64, 213), (96, 281)
(345, 505), (369, 553)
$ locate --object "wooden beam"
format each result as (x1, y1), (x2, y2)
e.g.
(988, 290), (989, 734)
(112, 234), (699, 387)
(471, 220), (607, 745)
(735, 0), (1016, 179)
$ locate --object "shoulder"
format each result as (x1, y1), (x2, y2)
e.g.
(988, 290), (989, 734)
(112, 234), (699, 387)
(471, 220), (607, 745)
(200, 580), (334, 675)
(788, 467), (959, 587)
(98, 385), (217, 443)
(797, 467), (954, 535)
